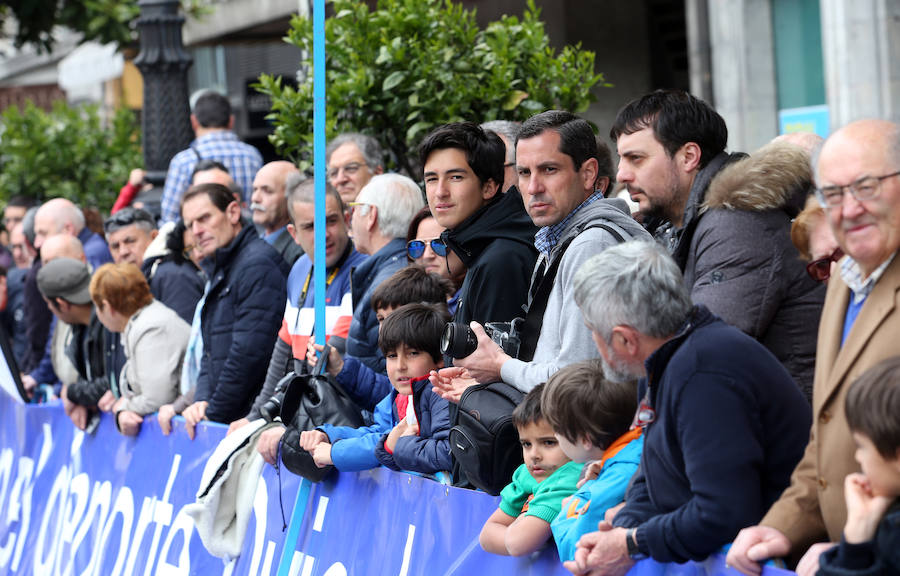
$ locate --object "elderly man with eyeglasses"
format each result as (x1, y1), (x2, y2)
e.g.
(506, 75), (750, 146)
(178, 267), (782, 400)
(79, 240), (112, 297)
(325, 133), (385, 205)
(727, 119), (900, 576)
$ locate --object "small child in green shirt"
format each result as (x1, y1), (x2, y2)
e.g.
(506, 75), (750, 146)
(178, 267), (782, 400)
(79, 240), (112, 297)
(479, 383), (582, 556)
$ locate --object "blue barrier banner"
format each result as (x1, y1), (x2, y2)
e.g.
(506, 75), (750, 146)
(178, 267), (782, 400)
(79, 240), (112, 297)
(0, 395), (303, 576)
(0, 392), (796, 576)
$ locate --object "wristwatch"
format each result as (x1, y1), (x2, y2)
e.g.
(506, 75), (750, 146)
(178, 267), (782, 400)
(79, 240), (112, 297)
(626, 528), (647, 560)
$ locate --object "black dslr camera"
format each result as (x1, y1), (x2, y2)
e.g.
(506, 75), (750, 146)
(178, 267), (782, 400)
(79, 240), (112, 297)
(259, 371), (295, 423)
(440, 319), (522, 359)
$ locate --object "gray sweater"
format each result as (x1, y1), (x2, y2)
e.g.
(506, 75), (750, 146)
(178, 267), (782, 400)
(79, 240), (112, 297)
(500, 199), (651, 391)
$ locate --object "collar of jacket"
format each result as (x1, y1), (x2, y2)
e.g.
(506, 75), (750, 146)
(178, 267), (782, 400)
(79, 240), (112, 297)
(204, 223), (255, 278)
(667, 152), (745, 269)
(441, 186), (537, 269)
(642, 304), (716, 390)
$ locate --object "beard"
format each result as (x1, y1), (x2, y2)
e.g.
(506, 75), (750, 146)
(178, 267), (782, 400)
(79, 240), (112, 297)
(599, 351), (638, 384)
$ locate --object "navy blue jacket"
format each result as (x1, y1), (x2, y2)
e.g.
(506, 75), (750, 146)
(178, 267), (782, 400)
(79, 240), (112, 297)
(336, 355), (392, 412)
(141, 256), (205, 324)
(612, 305), (811, 563)
(345, 238), (407, 373)
(3, 267), (27, 367)
(819, 502), (900, 576)
(196, 225), (288, 423)
(77, 227), (113, 271)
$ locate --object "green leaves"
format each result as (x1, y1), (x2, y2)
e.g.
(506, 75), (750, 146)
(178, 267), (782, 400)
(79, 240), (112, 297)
(0, 101), (142, 208)
(255, 0), (606, 175)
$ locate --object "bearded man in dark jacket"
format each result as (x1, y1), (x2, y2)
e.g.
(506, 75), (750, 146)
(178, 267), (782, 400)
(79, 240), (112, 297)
(612, 89), (824, 398)
(419, 123), (537, 332)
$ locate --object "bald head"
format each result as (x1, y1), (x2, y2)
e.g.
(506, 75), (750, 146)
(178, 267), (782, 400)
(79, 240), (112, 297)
(815, 118), (900, 277)
(192, 167), (243, 204)
(40, 234), (86, 264)
(251, 161), (300, 233)
(814, 119), (900, 182)
(34, 198), (85, 250)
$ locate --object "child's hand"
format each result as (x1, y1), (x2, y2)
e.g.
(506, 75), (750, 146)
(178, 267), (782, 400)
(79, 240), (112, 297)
(306, 342), (343, 376)
(429, 367), (479, 403)
(843, 473), (892, 543)
(300, 429), (329, 451)
(311, 443), (333, 468)
(577, 459), (604, 488)
(385, 420), (408, 452)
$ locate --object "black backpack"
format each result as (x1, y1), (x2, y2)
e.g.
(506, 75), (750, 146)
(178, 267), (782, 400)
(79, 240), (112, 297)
(449, 381), (524, 495)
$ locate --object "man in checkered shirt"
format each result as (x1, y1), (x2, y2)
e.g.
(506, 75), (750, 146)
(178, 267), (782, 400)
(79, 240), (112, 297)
(160, 90), (263, 223)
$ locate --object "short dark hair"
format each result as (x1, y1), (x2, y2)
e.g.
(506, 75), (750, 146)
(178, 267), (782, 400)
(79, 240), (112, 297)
(596, 137), (616, 194)
(192, 91), (231, 129)
(845, 356), (900, 459)
(166, 219), (190, 265)
(517, 110), (598, 172)
(609, 89), (728, 169)
(190, 159), (229, 182)
(181, 183), (235, 212)
(541, 360), (637, 449)
(371, 266), (453, 312)
(103, 207), (156, 234)
(512, 383), (546, 429)
(378, 303), (449, 363)
(7, 195), (36, 210)
(418, 122), (505, 186)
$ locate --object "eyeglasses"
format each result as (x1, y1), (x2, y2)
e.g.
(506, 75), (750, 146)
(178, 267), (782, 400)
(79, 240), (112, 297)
(805, 247), (844, 282)
(347, 202), (371, 216)
(407, 238), (448, 259)
(328, 162), (367, 181)
(814, 170), (900, 208)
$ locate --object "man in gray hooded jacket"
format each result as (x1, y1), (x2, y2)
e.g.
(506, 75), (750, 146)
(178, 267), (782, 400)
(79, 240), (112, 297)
(435, 110), (651, 396)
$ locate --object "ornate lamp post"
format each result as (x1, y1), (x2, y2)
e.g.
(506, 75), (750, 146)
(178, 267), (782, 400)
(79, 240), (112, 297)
(134, 0), (193, 192)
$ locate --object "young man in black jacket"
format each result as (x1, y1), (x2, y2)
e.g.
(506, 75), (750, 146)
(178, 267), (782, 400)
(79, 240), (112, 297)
(418, 123), (537, 334)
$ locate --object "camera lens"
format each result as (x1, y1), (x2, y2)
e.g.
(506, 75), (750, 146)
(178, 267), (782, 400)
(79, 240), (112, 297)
(440, 322), (478, 359)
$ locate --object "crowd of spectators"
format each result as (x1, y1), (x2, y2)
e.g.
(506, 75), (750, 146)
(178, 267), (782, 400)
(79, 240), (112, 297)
(4, 86), (900, 575)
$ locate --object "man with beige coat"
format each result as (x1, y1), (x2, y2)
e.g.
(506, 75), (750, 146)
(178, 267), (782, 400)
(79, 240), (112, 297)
(727, 119), (900, 575)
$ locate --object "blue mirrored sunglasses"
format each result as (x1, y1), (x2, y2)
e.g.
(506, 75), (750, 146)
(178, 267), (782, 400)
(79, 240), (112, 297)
(407, 238), (448, 259)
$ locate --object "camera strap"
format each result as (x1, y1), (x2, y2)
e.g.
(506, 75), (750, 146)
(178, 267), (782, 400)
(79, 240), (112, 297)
(517, 222), (625, 362)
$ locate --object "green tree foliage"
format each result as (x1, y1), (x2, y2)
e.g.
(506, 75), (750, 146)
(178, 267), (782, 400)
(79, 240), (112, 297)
(1, 0), (210, 53)
(0, 101), (142, 209)
(256, 0), (608, 175)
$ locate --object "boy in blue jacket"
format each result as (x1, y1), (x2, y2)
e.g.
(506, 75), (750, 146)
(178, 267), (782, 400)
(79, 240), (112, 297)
(540, 360), (643, 563)
(306, 266), (454, 412)
(299, 303), (453, 475)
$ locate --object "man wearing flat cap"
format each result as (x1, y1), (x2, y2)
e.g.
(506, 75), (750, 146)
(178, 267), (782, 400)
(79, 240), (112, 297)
(37, 258), (111, 431)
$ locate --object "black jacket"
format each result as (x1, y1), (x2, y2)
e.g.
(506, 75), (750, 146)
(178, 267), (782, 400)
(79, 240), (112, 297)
(22, 260), (53, 374)
(65, 311), (110, 407)
(819, 501), (900, 576)
(441, 187), (538, 328)
(141, 255), (205, 325)
(195, 225), (288, 423)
